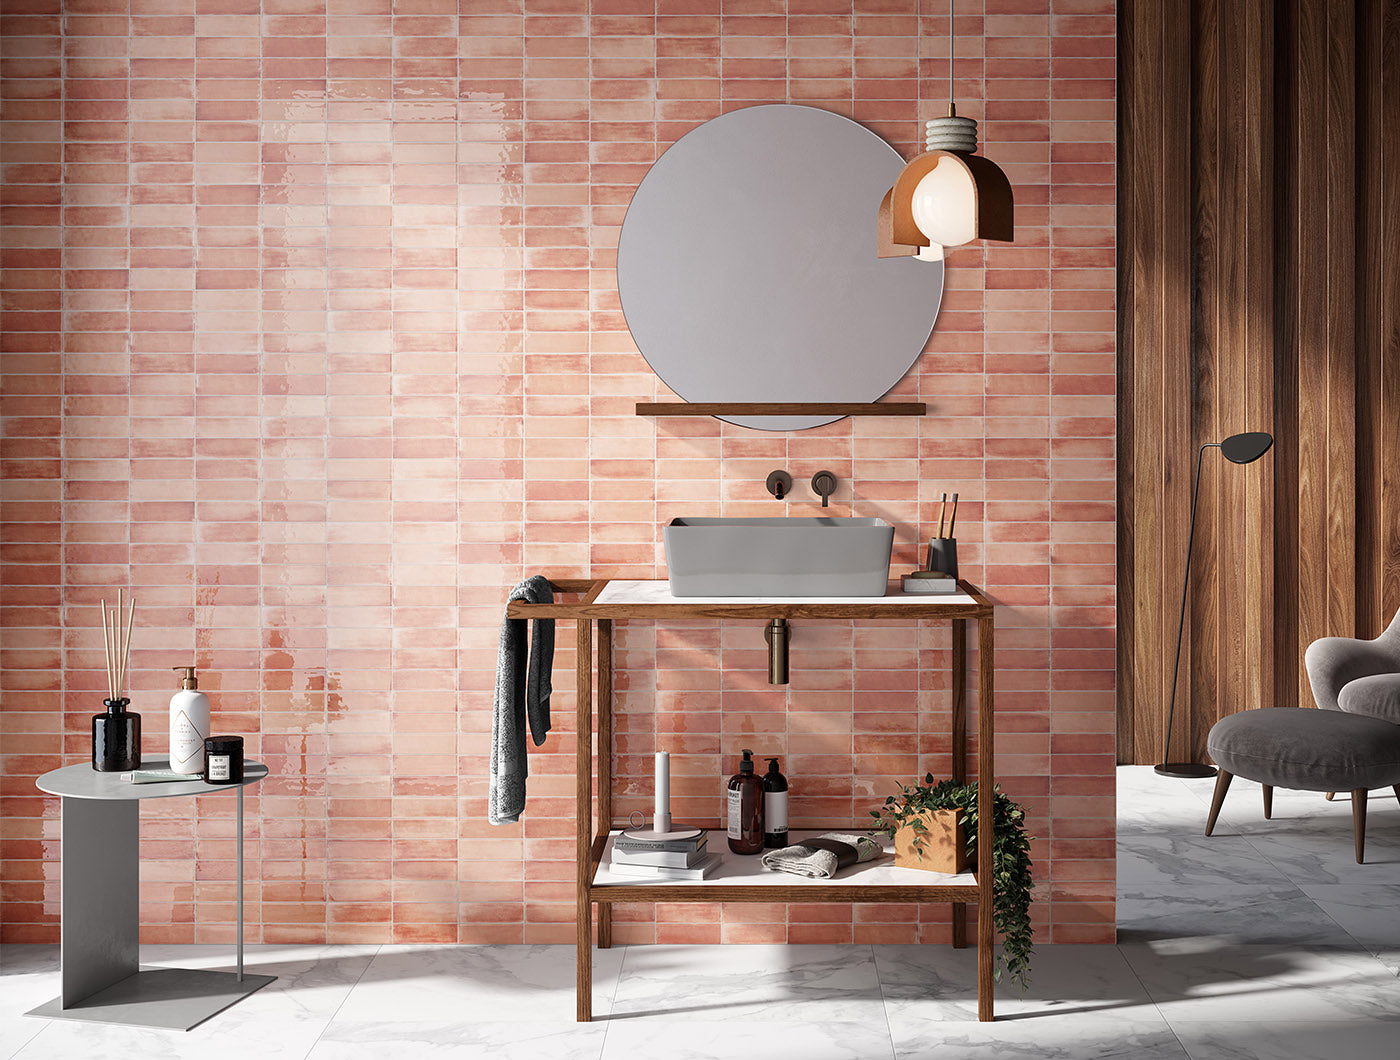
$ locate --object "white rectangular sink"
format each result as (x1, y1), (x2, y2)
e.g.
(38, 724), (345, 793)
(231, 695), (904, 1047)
(663, 517), (895, 597)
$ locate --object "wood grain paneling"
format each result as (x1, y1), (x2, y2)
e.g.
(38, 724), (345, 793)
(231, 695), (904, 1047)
(1118, 0), (1400, 764)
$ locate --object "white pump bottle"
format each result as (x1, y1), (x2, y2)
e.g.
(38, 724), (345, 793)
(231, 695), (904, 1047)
(169, 665), (210, 774)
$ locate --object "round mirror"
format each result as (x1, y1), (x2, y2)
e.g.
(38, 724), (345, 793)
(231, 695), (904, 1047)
(618, 104), (944, 431)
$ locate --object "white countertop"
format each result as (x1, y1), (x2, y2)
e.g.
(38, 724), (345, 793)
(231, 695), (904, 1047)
(593, 580), (976, 607)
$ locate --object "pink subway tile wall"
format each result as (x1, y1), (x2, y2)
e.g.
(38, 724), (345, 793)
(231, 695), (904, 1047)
(0, 0), (1116, 945)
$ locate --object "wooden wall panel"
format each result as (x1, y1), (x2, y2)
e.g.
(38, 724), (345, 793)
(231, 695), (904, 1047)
(1118, 0), (1400, 764)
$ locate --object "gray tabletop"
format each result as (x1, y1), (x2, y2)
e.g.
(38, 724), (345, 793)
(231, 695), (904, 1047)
(36, 758), (268, 800)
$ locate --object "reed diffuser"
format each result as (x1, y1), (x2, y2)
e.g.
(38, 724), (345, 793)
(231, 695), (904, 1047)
(92, 589), (141, 771)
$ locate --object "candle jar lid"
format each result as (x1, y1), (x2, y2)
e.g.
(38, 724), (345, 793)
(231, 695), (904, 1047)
(204, 735), (243, 752)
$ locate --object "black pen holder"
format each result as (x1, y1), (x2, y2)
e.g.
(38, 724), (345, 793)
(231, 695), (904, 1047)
(926, 538), (958, 580)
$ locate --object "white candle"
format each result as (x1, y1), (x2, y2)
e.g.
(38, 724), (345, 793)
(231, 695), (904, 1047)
(654, 751), (671, 833)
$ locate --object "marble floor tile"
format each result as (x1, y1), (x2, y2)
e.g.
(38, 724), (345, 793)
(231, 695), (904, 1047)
(140, 944), (382, 1021)
(1115, 887), (1359, 947)
(1120, 939), (1400, 1023)
(1243, 822), (1400, 888)
(1171, 1021), (1400, 1060)
(1294, 885), (1400, 973)
(1117, 833), (1285, 891)
(309, 1018), (609, 1060)
(12, 1010), (333, 1060)
(600, 1019), (894, 1060)
(883, 1015), (1191, 1060)
(0, 945), (58, 1059)
(339, 944), (625, 1023)
(875, 944), (1165, 1023)
(610, 945), (885, 1022)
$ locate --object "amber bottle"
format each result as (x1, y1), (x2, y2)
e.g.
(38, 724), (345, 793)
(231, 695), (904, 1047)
(727, 749), (764, 854)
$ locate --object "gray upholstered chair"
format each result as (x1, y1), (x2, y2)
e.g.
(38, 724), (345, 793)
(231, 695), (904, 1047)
(1305, 606), (1400, 713)
(1205, 606), (1400, 862)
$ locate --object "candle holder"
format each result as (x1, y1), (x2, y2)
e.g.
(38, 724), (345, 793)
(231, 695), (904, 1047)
(620, 751), (702, 842)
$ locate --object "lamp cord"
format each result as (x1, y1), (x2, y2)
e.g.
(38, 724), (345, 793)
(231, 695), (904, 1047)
(949, 0), (955, 116)
(1162, 443), (1219, 765)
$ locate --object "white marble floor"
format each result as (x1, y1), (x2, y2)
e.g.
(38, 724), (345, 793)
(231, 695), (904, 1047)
(4, 767), (1399, 1060)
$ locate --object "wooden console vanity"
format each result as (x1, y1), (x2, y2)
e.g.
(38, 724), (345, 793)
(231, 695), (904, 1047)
(507, 579), (997, 1022)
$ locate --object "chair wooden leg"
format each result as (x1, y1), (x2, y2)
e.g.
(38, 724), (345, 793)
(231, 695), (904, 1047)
(1205, 770), (1233, 836)
(1352, 788), (1368, 864)
(1325, 791), (1335, 801)
(1262, 784), (1273, 820)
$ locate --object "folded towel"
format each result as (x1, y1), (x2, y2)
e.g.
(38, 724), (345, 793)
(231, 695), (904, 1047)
(760, 832), (883, 879)
(489, 575), (555, 824)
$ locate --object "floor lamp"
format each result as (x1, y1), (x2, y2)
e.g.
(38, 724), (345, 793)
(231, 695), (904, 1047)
(1156, 431), (1275, 779)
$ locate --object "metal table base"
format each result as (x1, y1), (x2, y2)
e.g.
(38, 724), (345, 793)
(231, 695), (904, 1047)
(27, 771), (275, 1030)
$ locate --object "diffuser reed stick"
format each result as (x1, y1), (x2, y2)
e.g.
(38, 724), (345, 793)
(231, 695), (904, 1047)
(101, 600), (115, 699)
(120, 595), (135, 696)
(101, 590), (135, 701)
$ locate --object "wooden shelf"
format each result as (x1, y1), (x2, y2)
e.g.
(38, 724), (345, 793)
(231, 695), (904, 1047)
(635, 401), (926, 417)
(590, 830), (978, 904)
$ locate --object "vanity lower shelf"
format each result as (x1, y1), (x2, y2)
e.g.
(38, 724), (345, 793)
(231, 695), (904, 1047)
(590, 830), (978, 904)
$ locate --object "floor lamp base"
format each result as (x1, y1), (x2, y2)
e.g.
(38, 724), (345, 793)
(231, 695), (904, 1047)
(1154, 762), (1218, 779)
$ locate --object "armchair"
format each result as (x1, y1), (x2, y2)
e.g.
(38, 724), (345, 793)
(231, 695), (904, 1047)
(1304, 607), (1400, 712)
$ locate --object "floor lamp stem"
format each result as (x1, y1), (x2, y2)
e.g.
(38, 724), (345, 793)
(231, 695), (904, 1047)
(1157, 443), (1219, 778)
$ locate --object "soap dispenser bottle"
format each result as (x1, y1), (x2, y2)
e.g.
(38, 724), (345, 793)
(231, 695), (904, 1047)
(762, 758), (788, 848)
(727, 749), (765, 854)
(169, 665), (210, 774)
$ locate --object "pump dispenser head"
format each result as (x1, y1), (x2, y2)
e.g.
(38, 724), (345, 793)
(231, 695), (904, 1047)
(173, 665), (198, 690)
(767, 757), (781, 774)
(739, 748), (755, 773)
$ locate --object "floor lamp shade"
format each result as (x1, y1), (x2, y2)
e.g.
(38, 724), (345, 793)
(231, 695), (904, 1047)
(1156, 433), (1275, 779)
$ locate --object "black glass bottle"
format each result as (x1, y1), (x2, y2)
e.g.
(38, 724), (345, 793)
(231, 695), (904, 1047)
(92, 698), (141, 771)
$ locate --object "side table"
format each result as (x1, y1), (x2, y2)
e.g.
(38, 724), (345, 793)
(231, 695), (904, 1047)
(25, 757), (275, 1030)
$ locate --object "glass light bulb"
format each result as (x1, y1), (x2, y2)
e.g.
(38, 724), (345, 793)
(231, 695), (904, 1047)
(908, 155), (978, 248)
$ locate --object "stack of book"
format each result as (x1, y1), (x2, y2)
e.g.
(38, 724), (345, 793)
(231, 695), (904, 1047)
(608, 830), (720, 880)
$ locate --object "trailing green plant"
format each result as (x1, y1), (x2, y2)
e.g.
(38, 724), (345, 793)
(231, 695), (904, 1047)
(870, 775), (1034, 990)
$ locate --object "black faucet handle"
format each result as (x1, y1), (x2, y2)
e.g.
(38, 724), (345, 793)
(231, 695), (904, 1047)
(811, 470), (837, 507)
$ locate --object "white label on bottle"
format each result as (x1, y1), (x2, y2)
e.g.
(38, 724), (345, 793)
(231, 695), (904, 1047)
(171, 709), (208, 772)
(765, 790), (788, 835)
(727, 788), (742, 839)
(208, 755), (231, 782)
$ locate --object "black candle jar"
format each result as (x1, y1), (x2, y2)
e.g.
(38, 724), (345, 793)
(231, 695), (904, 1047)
(203, 735), (244, 785)
(92, 698), (141, 772)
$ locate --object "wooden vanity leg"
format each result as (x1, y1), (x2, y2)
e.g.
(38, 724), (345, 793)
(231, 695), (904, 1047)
(976, 614), (995, 1022)
(576, 618), (593, 1022)
(951, 618), (968, 948)
(597, 618), (613, 950)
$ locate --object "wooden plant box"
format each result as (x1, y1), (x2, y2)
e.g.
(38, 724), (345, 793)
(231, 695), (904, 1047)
(893, 809), (968, 874)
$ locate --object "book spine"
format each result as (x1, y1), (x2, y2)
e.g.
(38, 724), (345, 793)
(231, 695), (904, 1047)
(612, 839), (706, 854)
(610, 849), (704, 868)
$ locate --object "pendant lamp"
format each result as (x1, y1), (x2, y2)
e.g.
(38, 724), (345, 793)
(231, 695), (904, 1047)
(878, 0), (1014, 260)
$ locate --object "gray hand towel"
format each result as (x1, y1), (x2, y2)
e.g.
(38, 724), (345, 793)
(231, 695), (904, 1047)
(489, 575), (555, 824)
(760, 833), (883, 879)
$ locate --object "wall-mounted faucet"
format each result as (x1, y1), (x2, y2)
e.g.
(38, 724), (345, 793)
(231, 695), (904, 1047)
(811, 470), (838, 507)
(766, 470), (792, 500)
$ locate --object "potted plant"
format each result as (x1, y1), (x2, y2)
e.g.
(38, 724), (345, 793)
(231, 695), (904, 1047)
(870, 774), (1034, 988)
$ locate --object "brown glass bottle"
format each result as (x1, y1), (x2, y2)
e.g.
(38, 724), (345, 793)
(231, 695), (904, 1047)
(727, 748), (764, 854)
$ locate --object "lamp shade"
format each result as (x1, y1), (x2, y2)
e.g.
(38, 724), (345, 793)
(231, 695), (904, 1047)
(877, 150), (1014, 259)
(1220, 432), (1274, 465)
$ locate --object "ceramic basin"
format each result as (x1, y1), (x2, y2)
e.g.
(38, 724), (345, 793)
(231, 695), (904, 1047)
(663, 517), (895, 597)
